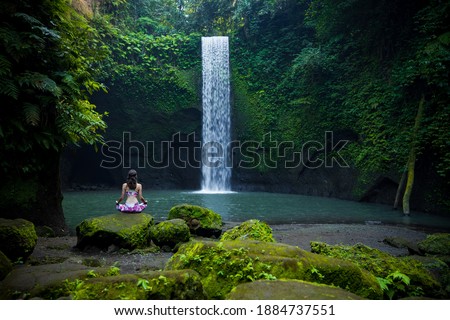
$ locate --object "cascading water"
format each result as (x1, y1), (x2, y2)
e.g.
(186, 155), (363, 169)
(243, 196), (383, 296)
(201, 36), (231, 192)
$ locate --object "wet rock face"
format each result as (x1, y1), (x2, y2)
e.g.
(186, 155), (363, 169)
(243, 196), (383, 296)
(168, 204), (222, 238)
(75, 213), (154, 250)
(0, 218), (37, 262)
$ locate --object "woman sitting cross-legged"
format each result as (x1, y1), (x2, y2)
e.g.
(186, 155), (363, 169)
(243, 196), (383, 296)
(116, 169), (147, 213)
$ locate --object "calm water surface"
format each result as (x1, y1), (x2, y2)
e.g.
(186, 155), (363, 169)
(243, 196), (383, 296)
(62, 190), (450, 232)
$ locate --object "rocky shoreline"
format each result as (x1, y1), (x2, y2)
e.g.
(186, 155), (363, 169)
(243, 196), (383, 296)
(2, 219), (449, 300)
(29, 223), (429, 274)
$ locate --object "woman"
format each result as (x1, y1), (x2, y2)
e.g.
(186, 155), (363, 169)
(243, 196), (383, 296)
(116, 169), (147, 213)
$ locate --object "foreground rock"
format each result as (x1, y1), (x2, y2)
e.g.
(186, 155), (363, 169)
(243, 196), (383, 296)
(0, 261), (112, 299)
(418, 233), (450, 256)
(76, 213), (154, 250)
(0, 260), (205, 300)
(311, 241), (443, 298)
(383, 237), (420, 255)
(0, 218), (37, 262)
(149, 219), (190, 249)
(165, 240), (382, 299)
(221, 219), (275, 242)
(227, 279), (364, 300)
(168, 204), (222, 237)
(69, 270), (206, 300)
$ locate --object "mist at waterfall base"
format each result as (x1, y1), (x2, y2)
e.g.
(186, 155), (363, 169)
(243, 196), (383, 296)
(63, 190), (450, 232)
(201, 36), (231, 193)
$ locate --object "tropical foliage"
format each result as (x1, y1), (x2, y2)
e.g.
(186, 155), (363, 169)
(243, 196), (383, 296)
(1, 0), (449, 229)
(0, 0), (107, 174)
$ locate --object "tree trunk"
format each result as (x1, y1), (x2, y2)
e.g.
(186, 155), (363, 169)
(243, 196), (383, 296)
(0, 149), (67, 235)
(36, 149), (67, 234)
(393, 168), (407, 210)
(402, 94), (425, 215)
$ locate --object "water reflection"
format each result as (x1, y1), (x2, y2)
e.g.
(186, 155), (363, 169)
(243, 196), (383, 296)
(197, 193), (231, 220)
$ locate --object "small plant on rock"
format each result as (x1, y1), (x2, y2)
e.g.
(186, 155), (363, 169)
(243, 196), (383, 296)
(377, 271), (411, 299)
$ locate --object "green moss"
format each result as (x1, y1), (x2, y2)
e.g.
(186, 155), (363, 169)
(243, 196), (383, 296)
(311, 241), (442, 298)
(0, 179), (38, 210)
(149, 219), (190, 248)
(66, 270), (206, 300)
(168, 204), (222, 237)
(76, 213), (154, 250)
(0, 218), (37, 262)
(227, 279), (364, 300)
(418, 233), (450, 255)
(165, 240), (382, 299)
(221, 220), (275, 242)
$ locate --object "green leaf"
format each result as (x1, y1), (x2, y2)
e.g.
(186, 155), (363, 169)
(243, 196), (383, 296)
(17, 72), (62, 97)
(23, 103), (40, 126)
(0, 77), (18, 100)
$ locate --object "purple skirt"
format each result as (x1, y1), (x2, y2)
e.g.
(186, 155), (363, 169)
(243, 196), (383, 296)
(116, 202), (147, 213)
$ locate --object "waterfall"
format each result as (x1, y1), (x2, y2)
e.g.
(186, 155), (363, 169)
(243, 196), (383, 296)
(201, 36), (231, 192)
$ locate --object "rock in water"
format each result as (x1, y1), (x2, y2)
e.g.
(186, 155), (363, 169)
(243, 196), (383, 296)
(76, 213), (154, 250)
(227, 279), (364, 300)
(168, 204), (222, 237)
(149, 219), (191, 249)
(0, 218), (37, 262)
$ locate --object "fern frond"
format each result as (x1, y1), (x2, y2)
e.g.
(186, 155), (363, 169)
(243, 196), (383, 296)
(33, 26), (61, 40)
(0, 27), (25, 59)
(0, 78), (19, 100)
(13, 13), (44, 27)
(23, 103), (41, 126)
(55, 71), (80, 94)
(55, 99), (107, 145)
(17, 72), (62, 97)
(0, 55), (11, 76)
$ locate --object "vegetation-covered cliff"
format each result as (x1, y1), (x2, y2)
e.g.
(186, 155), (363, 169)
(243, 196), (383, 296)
(1, 0), (449, 230)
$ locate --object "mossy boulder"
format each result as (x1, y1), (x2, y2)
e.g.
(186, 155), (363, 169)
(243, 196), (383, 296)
(0, 261), (114, 299)
(0, 218), (37, 262)
(165, 240), (382, 299)
(149, 219), (191, 249)
(36, 226), (57, 238)
(168, 204), (222, 237)
(227, 279), (364, 300)
(406, 255), (450, 298)
(383, 237), (420, 254)
(221, 219), (275, 242)
(68, 270), (206, 300)
(311, 241), (442, 298)
(418, 233), (450, 256)
(76, 213), (154, 250)
(0, 250), (13, 281)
